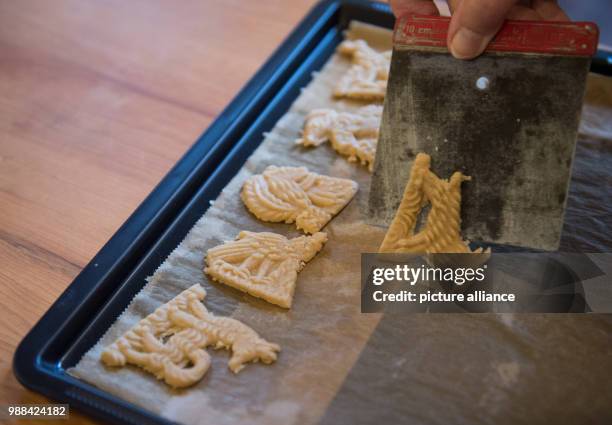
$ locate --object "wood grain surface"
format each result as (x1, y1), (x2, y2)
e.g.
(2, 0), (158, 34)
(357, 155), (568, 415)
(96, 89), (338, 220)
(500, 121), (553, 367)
(0, 1), (317, 423)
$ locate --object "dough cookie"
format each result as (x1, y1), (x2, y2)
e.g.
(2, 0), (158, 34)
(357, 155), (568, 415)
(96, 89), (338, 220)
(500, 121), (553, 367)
(241, 165), (358, 233)
(100, 284), (280, 388)
(380, 153), (488, 254)
(297, 105), (382, 172)
(334, 39), (391, 101)
(205, 231), (327, 308)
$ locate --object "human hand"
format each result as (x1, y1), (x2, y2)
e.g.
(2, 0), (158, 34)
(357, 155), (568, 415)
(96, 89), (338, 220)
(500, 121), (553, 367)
(389, 1), (569, 59)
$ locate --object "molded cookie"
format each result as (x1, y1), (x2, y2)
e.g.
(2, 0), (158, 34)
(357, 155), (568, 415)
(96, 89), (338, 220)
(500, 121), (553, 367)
(241, 165), (358, 233)
(380, 153), (488, 254)
(297, 105), (382, 172)
(100, 284), (280, 388)
(334, 39), (391, 100)
(205, 231), (327, 308)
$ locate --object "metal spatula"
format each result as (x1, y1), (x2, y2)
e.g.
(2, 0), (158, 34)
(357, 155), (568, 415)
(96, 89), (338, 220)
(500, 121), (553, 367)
(368, 15), (599, 250)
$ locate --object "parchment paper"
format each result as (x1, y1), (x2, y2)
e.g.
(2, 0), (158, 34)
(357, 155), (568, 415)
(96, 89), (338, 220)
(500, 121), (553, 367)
(70, 22), (390, 425)
(70, 22), (612, 425)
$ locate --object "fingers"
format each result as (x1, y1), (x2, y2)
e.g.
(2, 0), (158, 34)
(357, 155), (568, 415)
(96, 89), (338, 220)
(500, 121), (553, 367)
(393, 0), (569, 60)
(446, 0), (461, 13)
(532, 0), (569, 21)
(505, 5), (541, 20)
(389, 0), (439, 17)
(447, 0), (519, 59)
(447, 0), (529, 16)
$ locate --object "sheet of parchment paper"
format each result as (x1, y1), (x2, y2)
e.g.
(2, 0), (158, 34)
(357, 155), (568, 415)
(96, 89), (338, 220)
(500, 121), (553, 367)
(70, 21), (612, 425)
(70, 22), (390, 425)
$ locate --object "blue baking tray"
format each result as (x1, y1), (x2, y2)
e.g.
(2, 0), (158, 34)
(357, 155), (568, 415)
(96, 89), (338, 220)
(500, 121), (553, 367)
(12, 1), (612, 423)
(12, 1), (393, 424)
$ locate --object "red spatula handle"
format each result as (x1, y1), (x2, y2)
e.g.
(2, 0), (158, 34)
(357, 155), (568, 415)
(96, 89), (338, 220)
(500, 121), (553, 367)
(394, 15), (599, 56)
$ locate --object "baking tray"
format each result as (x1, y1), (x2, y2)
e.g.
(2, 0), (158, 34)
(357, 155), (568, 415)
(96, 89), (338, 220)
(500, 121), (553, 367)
(12, 1), (612, 424)
(13, 1), (393, 424)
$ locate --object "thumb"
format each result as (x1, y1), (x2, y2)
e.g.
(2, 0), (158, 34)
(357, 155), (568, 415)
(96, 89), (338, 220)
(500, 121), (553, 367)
(389, 0), (439, 17)
(448, 0), (518, 59)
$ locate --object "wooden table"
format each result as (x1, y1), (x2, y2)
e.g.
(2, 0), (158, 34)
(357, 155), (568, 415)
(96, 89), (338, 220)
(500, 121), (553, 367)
(0, 1), (317, 423)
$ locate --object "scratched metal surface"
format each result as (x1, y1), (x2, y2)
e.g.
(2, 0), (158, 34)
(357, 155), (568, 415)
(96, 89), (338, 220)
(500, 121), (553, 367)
(369, 48), (591, 250)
